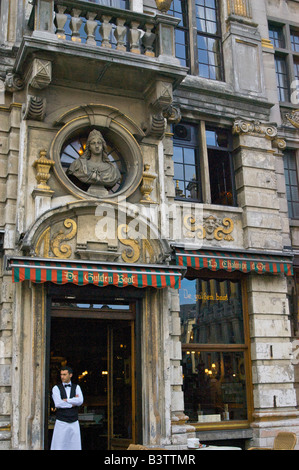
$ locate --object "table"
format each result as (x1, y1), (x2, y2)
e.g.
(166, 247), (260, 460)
(197, 445), (242, 450)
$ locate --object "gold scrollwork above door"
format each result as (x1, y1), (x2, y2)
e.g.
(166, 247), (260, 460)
(34, 218), (156, 263)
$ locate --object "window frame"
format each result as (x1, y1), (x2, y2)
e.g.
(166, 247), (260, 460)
(283, 148), (299, 219)
(268, 20), (299, 103)
(170, 0), (224, 81)
(173, 121), (238, 208)
(180, 273), (253, 430)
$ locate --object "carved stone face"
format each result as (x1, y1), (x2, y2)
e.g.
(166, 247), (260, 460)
(88, 135), (103, 159)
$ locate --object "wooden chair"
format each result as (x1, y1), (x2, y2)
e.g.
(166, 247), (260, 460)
(248, 432), (297, 450)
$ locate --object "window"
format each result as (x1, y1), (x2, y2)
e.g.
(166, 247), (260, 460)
(180, 277), (250, 425)
(173, 123), (202, 201)
(206, 128), (236, 206)
(284, 149), (299, 219)
(173, 122), (237, 207)
(269, 22), (299, 103)
(170, 0), (224, 81)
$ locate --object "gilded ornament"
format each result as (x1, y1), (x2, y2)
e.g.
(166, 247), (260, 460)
(51, 219), (78, 259)
(118, 224), (141, 263)
(184, 214), (234, 242)
(140, 164), (157, 203)
(33, 150), (55, 190)
(154, 0), (173, 13)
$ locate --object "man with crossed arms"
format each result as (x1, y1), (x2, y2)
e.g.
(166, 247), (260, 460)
(51, 366), (84, 450)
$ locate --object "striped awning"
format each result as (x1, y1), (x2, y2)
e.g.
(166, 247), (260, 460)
(7, 257), (184, 289)
(175, 248), (293, 276)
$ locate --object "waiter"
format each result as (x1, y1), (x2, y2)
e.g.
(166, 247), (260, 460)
(50, 366), (84, 450)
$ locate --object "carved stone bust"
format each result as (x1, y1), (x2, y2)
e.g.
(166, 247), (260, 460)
(66, 129), (121, 196)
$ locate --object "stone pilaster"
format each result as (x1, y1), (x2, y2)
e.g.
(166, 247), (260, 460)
(233, 118), (285, 251)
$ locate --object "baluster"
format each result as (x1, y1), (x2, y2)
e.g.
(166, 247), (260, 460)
(114, 18), (127, 51)
(142, 23), (156, 57)
(129, 21), (141, 54)
(55, 5), (68, 40)
(100, 15), (113, 48)
(70, 9), (82, 42)
(85, 12), (98, 45)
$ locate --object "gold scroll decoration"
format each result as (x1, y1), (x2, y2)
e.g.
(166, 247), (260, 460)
(117, 224), (155, 263)
(184, 215), (234, 242)
(35, 218), (77, 258)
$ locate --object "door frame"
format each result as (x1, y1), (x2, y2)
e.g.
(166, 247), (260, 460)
(44, 284), (144, 450)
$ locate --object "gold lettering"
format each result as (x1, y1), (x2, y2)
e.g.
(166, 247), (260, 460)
(64, 271), (77, 282)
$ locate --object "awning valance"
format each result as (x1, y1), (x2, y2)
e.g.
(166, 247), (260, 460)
(7, 257), (184, 289)
(175, 247), (293, 276)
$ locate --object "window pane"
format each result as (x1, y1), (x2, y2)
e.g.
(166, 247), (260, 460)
(180, 278), (245, 345)
(275, 56), (289, 101)
(291, 29), (299, 52)
(173, 123), (202, 201)
(185, 164), (197, 181)
(268, 23), (285, 48)
(284, 150), (299, 219)
(170, 0), (189, 66)
(184, 147), (196, 165)
(173, 146), (183, 163)
(174, 162), (184, 180)
(182, 350), (248, 423)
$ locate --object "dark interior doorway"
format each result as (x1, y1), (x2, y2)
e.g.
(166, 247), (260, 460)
(47, 302), (137, 450)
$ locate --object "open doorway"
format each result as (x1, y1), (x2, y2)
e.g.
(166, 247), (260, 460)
(47, 303), (137, 450)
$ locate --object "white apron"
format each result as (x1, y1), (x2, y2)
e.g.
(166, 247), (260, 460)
(50, 419), (81, 450)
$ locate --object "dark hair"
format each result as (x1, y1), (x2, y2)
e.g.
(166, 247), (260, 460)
(61, 365), (73, 374)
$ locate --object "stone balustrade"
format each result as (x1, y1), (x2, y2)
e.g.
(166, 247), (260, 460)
(29, 0), (179, 59)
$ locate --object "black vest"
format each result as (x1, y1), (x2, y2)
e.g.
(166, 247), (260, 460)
(55, 383), (79, 423)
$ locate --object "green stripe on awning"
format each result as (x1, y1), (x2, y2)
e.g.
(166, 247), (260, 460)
(175, 248), (293, 276)
(8, 257), (184, 289)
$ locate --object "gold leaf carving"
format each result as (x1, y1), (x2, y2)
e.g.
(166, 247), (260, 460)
(35, 227), (51, 257)
(183, 215), (234, 242)
(214, 218), (234, 241)
(117, 224), (141, 263)
(50, 219), (78, 259)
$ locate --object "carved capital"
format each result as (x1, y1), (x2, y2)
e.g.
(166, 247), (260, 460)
(272, 138), (286, 151)
(285, 110), (299, 129)
(5, 72), (24, 93)
(233, 119), (278, 140)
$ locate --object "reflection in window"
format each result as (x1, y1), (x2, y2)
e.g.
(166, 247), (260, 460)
(207, 128), (237, 206)
(275, 56), (289, 102)
(182, 350), (247, 423)
(173, 123), (202, 201)
(284, 149), (299, 219)
(195, 0), (223, 81)
(180, 278), (244, 345)
(170, 0), (223, 80)
(268, 22), (299, 103)
(180, 277), (248, 424)
(169, 0), (189, 68)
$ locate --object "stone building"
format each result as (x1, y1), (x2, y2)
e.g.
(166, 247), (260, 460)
(0, 0), (298, 450)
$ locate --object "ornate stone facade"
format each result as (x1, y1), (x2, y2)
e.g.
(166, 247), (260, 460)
(0, 0), (298, 451)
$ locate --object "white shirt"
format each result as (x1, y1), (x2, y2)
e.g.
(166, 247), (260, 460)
(52, 382), (84, 410)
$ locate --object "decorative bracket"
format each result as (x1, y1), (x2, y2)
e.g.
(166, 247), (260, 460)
(23, 58), (52, 121)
